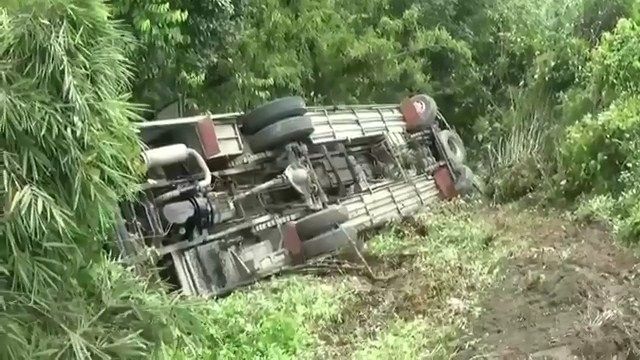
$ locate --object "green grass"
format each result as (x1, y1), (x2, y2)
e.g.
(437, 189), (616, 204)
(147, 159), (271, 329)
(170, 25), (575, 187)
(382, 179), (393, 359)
(351, 318), (457, 360)
(159, 202), (520, 360)
(162, 276), (354, 360)
(317, 202), (513, 359)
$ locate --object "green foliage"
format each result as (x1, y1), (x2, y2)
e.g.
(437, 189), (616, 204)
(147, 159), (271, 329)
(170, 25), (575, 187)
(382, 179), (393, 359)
(558, 97), (640, 198)
(468, 0), (639, 203)
(369, 205), (500, 309)
(0, 1), (213, 358)
(549, 5), (640, 244)
(553, 5), (638, 126)
(556, 15), (640, 241)
(557, 19), (640, 239)
(111, 0), (240, 115)
(164, 277), (353, 359)
(590, 18), (640, 103)
(615, 201), (640, 244)
(485, 118), (546, 203)
(575, 0), (636, 43)
(5, 0), (640, 358)
(574, 194), (617, 225)
(1, 0), (141, 296)
(204, 0), (482, 117)
(351, 319), (457, 360)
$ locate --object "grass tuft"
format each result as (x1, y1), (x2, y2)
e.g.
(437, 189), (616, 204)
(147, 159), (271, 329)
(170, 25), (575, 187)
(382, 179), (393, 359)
(317, 202), (510, 359)
(165, 276), (354, 360)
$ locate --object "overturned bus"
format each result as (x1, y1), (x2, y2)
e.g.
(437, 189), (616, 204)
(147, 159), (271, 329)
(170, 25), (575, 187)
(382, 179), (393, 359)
(114, 94), (476, 297)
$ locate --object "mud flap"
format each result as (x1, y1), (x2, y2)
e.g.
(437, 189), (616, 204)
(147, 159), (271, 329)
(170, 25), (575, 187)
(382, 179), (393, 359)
(433, 165), (458, 200)
(282, 221), (304, 265)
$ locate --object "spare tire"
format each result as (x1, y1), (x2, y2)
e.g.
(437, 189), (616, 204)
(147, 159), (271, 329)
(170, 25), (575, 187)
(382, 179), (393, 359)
(437, 130), (466, 166)
(454, 164), (486, 196)
(454, 164), (475, 195)
(409, 94), (438, 128)
(247, 115), (314, 152)
(240, 96), (307, 135)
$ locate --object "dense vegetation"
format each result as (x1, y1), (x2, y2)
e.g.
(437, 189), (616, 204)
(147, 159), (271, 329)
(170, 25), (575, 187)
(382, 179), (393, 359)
(1, 0), (640, 358)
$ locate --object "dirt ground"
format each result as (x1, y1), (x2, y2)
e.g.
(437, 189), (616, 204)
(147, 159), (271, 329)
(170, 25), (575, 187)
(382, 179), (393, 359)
(319, 205), (640, 359)
(456, 210), (640, 360)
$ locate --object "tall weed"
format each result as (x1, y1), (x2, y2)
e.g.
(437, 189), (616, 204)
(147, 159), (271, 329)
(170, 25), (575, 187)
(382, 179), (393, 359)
(483, 89), (551, 202)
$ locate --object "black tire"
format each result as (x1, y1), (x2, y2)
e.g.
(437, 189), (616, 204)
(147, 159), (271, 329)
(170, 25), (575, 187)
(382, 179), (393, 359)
(240, 96), (307, 135)
(454, 165), (471, 193)
(247, 115), (314, 152)
(438, 130), (466, 166)
(302, 225), (358, 259)
(454, 164), (483, 196)
(410, 94), (438, 128)
(296, 205), (350, 240)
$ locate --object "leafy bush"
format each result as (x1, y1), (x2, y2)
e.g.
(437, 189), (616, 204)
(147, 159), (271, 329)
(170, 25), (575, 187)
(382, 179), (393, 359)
(557, 94), (640, 243)
(574, 193), (618, 225)
(575, 0), (636, 43)
(536, 8), (640, 244)
(615, 201), (640, 244)
(0, 2), (214, 358)
(477, 88), (550, 203)
(558, 97), (640, 198)
(605, 159), (640, 243)
(202, 0), (484, 126)
(111, 0), (241, 115)
(590, 18), (640, 105)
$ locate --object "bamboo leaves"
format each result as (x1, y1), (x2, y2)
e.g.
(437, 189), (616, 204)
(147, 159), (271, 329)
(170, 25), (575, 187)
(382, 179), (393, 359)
(0, 1), (208, 358)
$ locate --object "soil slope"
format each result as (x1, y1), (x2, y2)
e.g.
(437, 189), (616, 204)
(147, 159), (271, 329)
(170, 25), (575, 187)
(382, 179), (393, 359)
(457, 211), (640, 359)
(312, 205), (640, 359)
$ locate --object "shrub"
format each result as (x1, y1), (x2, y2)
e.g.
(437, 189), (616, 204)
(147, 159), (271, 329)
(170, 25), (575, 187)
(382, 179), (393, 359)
(589, 18), (640, 105)
(574, 193), (618, 225)
(0, 2), (212, 358)
(558, 96), (640, 198)
(575, 0), (636, 42)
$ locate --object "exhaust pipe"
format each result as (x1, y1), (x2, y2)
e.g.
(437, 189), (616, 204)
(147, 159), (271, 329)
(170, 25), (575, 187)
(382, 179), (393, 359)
(142, 144), (190, 168)
(142, 144), (212, 201)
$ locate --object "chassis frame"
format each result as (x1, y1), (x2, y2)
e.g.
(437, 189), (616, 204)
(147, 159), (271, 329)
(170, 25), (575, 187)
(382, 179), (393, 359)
(115, 94), (474, 297)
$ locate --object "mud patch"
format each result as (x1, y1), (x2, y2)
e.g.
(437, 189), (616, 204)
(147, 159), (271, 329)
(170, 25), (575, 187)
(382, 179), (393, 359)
(457, 217), (640, 359)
